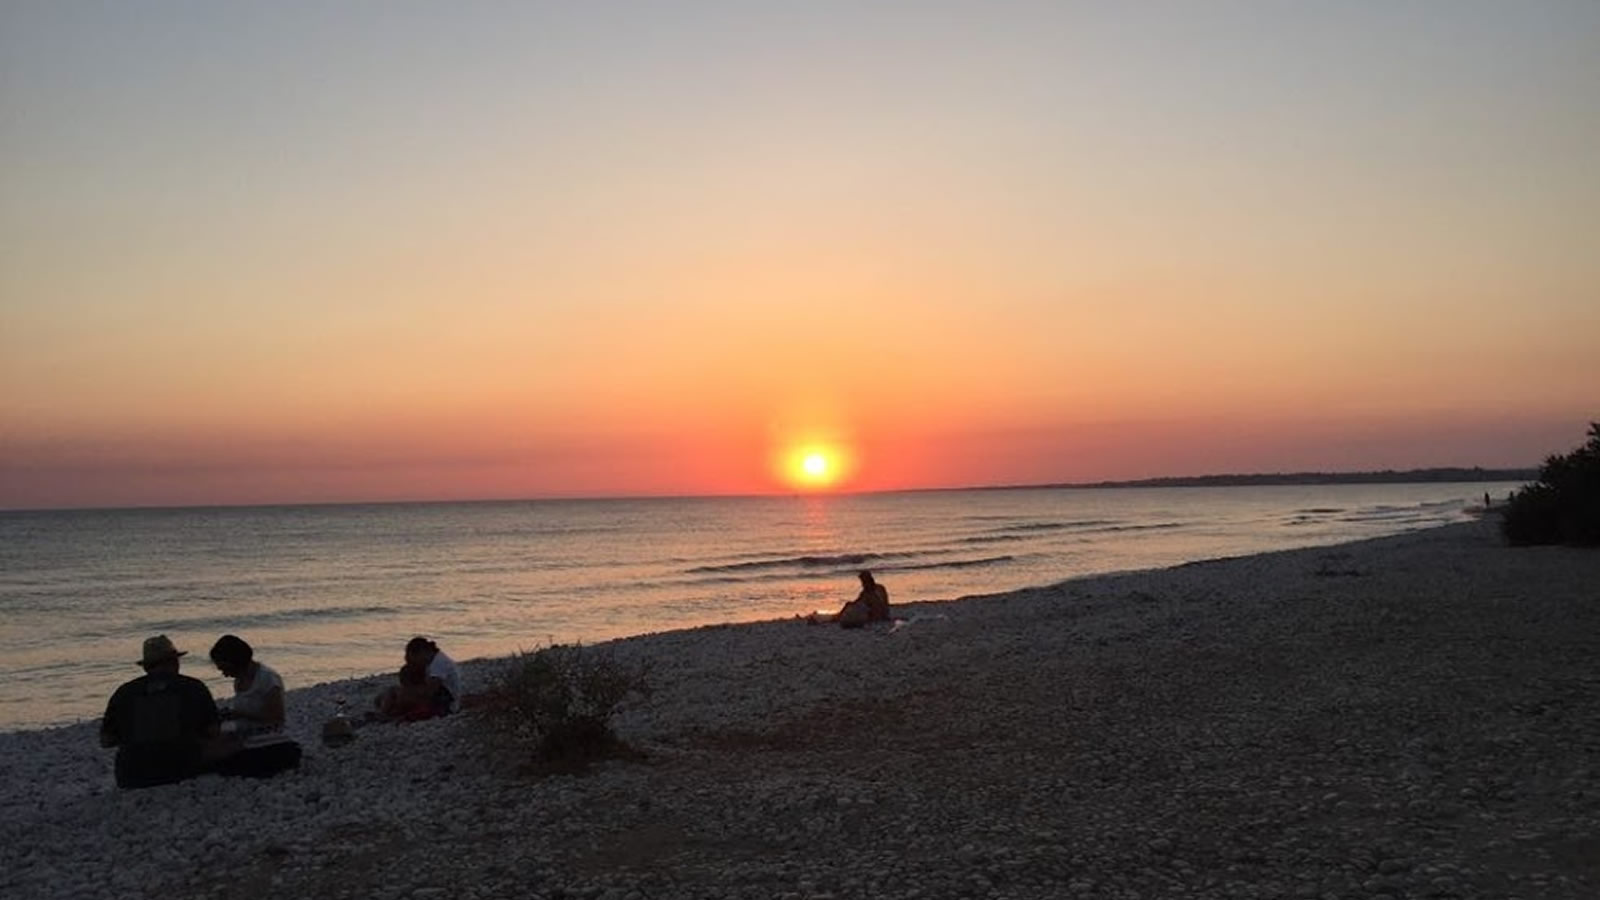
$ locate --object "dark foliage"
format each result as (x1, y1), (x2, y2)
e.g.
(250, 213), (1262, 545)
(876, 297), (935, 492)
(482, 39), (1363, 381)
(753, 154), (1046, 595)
(476, 644), (650, 773)
(1502, 423), (1600, 547)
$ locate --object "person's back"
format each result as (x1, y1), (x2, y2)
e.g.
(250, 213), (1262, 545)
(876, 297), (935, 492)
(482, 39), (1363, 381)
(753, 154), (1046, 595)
(426, 647), (463, 713)
(857, 571), (891, 622)
(865, 583), (890, 622)
(102, 669), (218, 788)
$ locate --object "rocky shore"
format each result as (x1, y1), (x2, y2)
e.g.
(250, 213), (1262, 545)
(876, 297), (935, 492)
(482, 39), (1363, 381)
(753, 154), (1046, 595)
(3, 520), (1596, 900)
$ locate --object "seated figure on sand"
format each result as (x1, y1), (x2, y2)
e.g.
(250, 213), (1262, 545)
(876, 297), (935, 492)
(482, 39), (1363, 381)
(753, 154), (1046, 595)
(207, 634), (302, 777)
(99, 635), (221, 789)
(806, 570), (892, 628)
(376, 637), (462, 721)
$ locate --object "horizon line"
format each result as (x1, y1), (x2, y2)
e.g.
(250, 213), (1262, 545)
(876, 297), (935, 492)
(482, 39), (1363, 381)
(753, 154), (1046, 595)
(0, 465), (1538, 515)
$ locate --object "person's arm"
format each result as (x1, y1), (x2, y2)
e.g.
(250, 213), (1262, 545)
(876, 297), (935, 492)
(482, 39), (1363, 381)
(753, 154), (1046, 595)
(258, 686), (285, 727)
(423, 675), (450, 705)
(424, 656), (460, 706)
(838, 598), (870, 626)
(193, 681), (222, 739)
(230, 687), (285, 726)
(99, 695), (119, 743)
(99, 690), (120, 748)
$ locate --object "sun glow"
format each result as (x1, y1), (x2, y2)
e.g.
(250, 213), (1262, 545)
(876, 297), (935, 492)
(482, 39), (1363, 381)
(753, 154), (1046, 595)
(779, 442), (852, 491)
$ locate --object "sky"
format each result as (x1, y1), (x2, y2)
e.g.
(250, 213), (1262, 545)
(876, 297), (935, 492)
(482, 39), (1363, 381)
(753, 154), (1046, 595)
(2, 1), (1597, 508)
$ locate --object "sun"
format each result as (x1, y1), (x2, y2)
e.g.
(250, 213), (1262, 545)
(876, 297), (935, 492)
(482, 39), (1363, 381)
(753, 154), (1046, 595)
(802, 453), (829, 478)
(779, 442), (852, 491)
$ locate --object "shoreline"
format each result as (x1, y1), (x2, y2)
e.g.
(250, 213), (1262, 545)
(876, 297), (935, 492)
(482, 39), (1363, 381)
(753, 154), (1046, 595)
(0, 484), (1509, 734)
(4, 519), (1597, 899)
(0, 520), (1475, 739)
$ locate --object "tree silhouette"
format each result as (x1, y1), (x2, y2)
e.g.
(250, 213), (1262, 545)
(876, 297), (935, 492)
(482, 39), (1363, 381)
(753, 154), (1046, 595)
(1502, 423), (1600, 546)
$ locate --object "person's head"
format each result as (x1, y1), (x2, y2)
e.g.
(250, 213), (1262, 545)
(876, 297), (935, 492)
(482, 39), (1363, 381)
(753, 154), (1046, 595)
(859, 570), (876, 587)
(209, 634), (254, 678)
(404, 636), (438, 667)
(138, 634), (186, 674)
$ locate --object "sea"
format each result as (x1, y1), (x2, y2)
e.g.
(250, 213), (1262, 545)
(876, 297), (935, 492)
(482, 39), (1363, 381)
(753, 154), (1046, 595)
(0, 482), (1518, 731)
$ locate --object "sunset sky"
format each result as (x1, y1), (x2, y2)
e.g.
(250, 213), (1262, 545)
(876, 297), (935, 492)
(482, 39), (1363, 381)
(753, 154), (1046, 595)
(3, 2), (1597, 509)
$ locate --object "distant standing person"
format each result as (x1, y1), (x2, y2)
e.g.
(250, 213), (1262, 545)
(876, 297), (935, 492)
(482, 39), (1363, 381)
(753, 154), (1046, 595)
(99, 635), (220, 789)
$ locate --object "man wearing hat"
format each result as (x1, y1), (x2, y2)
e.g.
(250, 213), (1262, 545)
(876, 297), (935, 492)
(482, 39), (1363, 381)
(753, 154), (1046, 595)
(99, 635), (221, 789)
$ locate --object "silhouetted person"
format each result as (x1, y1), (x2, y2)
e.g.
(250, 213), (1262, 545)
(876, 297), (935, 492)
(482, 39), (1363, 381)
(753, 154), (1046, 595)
(806, 570), (892, 628)
(210, 634), (285, 732)
(208, 634), (301, 778)
(859, 570), (891, 622)
(99, 635), (219, 789)
(376, 637), (462, 720)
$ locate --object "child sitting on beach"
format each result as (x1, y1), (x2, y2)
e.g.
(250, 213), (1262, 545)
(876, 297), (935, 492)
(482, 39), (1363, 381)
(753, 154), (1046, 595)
(375, 662), (438, 721)
(374, 637), (462, 721)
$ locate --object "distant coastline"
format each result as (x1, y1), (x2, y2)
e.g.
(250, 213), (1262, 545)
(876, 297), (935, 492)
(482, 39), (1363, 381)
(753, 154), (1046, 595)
(944, 466), (1537, 492)
(0, 468), (1540, 513)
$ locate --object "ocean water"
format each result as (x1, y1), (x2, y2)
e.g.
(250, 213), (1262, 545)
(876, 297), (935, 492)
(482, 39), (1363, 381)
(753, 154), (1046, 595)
(0, 482), (1516, 731)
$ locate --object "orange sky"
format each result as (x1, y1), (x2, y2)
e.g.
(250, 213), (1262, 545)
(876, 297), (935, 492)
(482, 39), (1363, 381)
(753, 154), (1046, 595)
(2, 3), (1597, 508)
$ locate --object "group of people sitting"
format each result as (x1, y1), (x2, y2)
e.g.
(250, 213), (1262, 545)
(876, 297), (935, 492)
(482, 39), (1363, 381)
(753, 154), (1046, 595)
(99, 634), (301, 789)
(99, 633), (462, 790)
(101, 570), (886, 790)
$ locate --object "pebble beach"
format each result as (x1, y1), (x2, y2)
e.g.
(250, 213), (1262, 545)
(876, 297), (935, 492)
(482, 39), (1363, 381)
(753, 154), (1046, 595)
(3, 519), (1596, 900)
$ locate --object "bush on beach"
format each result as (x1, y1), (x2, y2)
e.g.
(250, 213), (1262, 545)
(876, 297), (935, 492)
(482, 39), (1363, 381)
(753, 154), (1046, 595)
(475, 644), (650, 773)
(1502, 422), (1600, 547)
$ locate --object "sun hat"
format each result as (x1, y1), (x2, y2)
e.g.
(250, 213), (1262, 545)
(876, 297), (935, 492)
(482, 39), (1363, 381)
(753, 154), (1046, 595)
(139, 634), (188, 666)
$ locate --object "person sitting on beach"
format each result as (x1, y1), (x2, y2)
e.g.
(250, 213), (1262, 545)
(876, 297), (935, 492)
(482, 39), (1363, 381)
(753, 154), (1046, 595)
(99, 635), (220, 789)
(375, 661), (436, 721)
(207, 634), (302, 778)
(376, 637), (462, 721)
(859, 570), (891, 622)
(210, 634), (285, 732)
(806, 570), (892, 628)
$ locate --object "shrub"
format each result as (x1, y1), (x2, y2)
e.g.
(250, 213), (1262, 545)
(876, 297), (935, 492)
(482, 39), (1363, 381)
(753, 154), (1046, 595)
(1502, 422), (1600, 546)
(477, 644), (650, 773)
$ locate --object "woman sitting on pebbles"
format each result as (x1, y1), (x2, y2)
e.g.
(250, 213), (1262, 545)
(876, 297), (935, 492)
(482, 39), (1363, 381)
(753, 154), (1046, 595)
(375, 636), (462, 721)
(805, 570), (892, 628)
(207, 634), (302, 777)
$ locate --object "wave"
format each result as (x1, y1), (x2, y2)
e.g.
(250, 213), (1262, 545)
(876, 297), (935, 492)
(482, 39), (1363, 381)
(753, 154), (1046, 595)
(675, 552), (1020, 584)
(684, 551), (919, 575)
(877, 554), (1018, 573)
(139, 604), (404, 634)
(955, 533), (1029, 544)
(954, 519), (1180, 544)
(984, 519), (1119, 535)
(1339, 510), (1434, 523)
